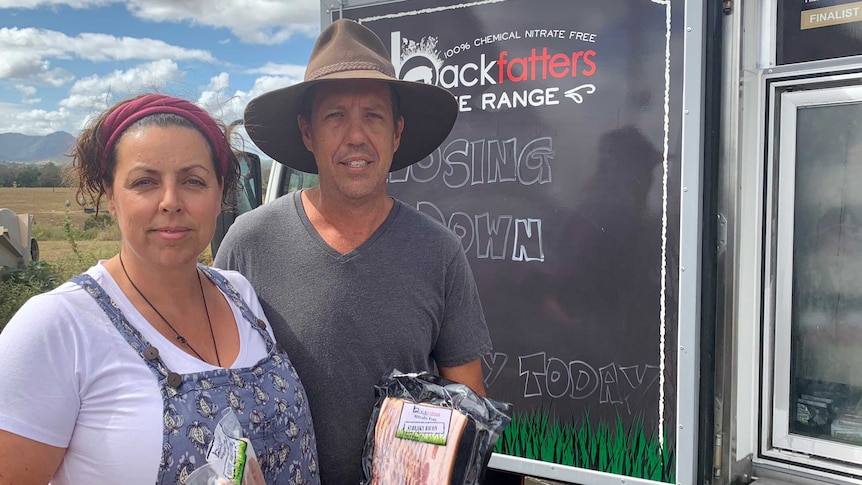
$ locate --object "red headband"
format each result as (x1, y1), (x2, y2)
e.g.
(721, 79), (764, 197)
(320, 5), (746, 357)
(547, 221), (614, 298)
(100, 94), (229, 178)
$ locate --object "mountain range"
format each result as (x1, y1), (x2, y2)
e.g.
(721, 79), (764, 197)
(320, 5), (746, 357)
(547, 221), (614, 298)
(0, 132), (76, 163)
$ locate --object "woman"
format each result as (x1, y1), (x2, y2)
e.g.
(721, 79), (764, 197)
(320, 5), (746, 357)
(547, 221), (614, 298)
(0, 94), (319, 484)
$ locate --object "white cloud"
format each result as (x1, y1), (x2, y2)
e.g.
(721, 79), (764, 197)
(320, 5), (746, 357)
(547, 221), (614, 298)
(59, 59), (185, 111)
(198, 78), (245, 124)
(73, 32), (216, 62)
(0, 1), (319, 136)
(126, 0), (319, 45)
(199, 72), (304, 120)
(0, 26), (215, 85)
(69, 59), (184, 95)
(247, 75), (302, 98)
(0, 27), (216, 63)
(58, 93), (110, 111)
(198, 73), (241, 121)
(200, 94), (245, 127)
(19, 107), (68, 122)
(0, 0), (111, 6)
(14, 84), (40, 104)
(0, 102), (71, 135)
(206, 72), (231, 92)
(248, 62), (306, 78)
(14, 84), (36, 96)
(195, 72), (302, 153)
(0, 52), (47, 78)
(41, 68), (74, 87)
(201, 74), (302, 125)
(0, 49), (74, 86)
(2, 1), (320, 44)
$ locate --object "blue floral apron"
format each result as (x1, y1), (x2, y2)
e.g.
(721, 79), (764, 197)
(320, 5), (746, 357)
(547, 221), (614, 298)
(72, 265), (320, 484)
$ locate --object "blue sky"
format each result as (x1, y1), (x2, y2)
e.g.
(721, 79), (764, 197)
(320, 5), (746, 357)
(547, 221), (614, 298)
(0, 0), (323, 146)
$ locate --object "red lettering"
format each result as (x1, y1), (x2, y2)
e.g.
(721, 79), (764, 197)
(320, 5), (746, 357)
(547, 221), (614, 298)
(508, 57), (528, 82)
(532, 48), (551, 80)
(570, 52), (583, 77)
(582, 50), (597, 76)
(549, 53), (569, 78)
(497, 47), (597, 83)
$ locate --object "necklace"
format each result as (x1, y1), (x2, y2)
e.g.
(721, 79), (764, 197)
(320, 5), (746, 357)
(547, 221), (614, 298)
(118, 252), (222, 367)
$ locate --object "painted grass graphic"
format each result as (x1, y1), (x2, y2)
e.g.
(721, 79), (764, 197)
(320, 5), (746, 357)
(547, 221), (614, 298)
(494, 410), (675, 483)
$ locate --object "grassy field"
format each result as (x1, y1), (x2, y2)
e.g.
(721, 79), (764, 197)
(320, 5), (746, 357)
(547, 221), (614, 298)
(36, 240), (121, 274)
(1, 187), (114, 326)
(0, 186), (100, 228)
(1, 186), (116, 270)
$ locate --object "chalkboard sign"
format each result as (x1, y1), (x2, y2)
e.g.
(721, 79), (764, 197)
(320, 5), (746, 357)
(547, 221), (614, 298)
(339, 0), (683, 481)
(778, 0), (862, 64)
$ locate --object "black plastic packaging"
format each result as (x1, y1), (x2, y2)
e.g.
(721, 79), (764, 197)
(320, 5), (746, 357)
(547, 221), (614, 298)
(360, 369), (512, 484)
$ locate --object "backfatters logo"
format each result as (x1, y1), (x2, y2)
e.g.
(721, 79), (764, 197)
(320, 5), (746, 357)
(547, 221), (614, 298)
(388, 30), (598, 112)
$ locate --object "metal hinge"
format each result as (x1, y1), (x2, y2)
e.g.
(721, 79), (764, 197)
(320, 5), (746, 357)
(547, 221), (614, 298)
(713, 432), (723, 478)
(723, 0), (733, 14)
(717, 214), (728, 252)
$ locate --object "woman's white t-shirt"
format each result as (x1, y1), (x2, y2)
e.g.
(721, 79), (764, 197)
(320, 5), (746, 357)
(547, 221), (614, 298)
(0, 263), (276, 485)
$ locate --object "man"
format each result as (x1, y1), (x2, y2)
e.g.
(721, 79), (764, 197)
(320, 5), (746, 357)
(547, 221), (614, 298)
(215, 19), (492, 484)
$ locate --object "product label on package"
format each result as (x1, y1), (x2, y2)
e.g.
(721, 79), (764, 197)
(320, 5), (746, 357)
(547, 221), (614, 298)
(395, 403), (453, 445)
(207, 424), (247, 483)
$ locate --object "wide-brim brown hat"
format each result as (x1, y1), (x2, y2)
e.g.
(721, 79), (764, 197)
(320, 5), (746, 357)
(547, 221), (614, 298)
(244, 19), (458, 174)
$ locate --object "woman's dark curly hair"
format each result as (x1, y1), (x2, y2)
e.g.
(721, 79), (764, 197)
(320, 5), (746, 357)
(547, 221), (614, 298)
(67, 94), (241, 212)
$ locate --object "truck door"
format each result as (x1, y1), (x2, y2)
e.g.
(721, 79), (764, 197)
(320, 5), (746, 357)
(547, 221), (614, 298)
(211, 151), (263, 256)
(718, 1), (862, 483)
(263, 164), (319, 205)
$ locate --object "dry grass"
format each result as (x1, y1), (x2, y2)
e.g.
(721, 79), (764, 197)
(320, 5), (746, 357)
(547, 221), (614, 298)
(37, 240), (121, 263)
(0, 186), (101, 228)
(36, 240), (121, 279)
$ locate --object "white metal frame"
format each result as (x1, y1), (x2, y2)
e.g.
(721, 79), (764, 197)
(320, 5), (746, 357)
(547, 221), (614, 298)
(762, 82), (862, 471)
(675, 0), (706, 483)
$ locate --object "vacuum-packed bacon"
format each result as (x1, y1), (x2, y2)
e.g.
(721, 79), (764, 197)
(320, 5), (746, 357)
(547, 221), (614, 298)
(360, 370), (512, 485)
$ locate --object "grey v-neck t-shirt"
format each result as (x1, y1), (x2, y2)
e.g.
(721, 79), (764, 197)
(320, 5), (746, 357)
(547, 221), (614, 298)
(214, 190), (491, 484)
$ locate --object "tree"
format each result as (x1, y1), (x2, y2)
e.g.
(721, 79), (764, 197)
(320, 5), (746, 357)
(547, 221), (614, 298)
(38, 162), (62, 187)
(0, 166), (15, 187)
(15, 167), (40, 187)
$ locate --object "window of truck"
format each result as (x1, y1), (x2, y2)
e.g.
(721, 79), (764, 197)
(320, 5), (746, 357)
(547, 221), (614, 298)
(766, 80), (862, 471)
